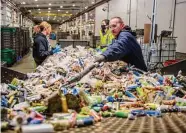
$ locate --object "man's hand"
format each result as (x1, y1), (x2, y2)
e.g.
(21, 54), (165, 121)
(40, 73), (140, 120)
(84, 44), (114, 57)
(94, 55), (105, 63)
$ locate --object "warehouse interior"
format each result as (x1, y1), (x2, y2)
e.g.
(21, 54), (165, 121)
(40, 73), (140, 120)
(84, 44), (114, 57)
(1, 0), (186, 133)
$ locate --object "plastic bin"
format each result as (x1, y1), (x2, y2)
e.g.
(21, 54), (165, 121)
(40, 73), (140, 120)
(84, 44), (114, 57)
(1, 48), (16, 66)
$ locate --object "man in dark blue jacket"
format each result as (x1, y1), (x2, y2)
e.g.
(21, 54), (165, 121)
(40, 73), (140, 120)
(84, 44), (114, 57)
(95, 17), (147, 71)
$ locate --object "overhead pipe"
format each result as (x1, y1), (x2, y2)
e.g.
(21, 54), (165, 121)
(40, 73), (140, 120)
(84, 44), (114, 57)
(135, 0), (139, 29)
(172, 0), (177, 37)
(150, 0), (157, 45)
(107, 2), (110, 19)
(128, 0), (131, 26)
(62, 0), (111, 24)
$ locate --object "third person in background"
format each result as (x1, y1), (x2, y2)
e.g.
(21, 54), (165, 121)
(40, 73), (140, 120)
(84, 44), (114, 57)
(98, 19), (114, 52)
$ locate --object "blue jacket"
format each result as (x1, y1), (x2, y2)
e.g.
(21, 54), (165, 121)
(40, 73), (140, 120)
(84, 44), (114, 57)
(102, 29), (147, 71)
(33, 33), (53, 65)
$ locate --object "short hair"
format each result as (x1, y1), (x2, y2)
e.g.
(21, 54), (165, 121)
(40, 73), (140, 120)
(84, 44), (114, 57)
(102, 19), (110, 25)
(111, 17), (124, 23)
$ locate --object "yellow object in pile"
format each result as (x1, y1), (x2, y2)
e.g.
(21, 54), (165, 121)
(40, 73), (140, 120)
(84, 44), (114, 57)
(61, 95), (68, 113)
(95, 80), (104, 89)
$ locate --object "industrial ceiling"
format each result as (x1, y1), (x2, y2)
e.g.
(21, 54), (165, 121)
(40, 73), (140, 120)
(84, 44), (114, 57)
(13, 0), (98, 24)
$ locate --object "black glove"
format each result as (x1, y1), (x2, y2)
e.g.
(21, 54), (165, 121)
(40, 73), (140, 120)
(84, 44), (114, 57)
(94, 55), (105, 63)
(100, 45), (107, 49)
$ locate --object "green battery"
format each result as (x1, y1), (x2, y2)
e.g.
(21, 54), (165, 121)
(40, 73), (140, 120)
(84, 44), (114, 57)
(115, 111), (128, 118)
(92, 106), (101, 112)
(102, 111), (113, 117)
(29, 106), (47, 112)
(77, 114), (90, 120)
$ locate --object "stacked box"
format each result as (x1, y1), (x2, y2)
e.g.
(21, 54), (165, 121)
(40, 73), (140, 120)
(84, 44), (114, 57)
(1, 27), (31, 64)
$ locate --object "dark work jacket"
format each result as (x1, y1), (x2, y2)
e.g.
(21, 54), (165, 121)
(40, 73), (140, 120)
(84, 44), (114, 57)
(33, 33), (53, 65)
(102, 28), (147, 71)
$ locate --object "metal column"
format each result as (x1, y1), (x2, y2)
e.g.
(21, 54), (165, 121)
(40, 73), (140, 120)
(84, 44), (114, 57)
(80, 15), (83, 39)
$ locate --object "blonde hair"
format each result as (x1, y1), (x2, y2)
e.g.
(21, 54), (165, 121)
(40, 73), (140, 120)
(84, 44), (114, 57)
(39, 21), (51, 32)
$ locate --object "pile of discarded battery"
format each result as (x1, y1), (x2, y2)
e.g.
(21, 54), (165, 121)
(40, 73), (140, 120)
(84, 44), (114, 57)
(1, 46), (186, 132)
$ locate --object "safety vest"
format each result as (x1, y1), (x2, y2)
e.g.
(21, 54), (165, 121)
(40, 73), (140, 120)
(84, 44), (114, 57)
(99, 29), (114, 47)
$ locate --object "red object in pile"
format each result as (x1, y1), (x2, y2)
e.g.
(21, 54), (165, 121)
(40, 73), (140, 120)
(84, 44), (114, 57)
(164, 60), (180, 67)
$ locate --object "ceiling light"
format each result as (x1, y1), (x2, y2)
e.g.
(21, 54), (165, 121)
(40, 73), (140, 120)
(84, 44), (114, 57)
(38, 9), (40, 10)
(37, 5), (39, 7)
(66, 11), (68, 13)
(39, 12), (41, 13)
(28, 10), (31, 12)
(60, 6), (63, 8)
(49, 3), (51, 6)
(35, 0), (38, 1)
(58, 10), (60, 12)
(48, 11), (50, 13)
(92, 1), (95, 4)
(48, 8), (51, 10)
(73, 4), (75, 7)
(85, 6), (88, 9)
(22, 2), (26, 4)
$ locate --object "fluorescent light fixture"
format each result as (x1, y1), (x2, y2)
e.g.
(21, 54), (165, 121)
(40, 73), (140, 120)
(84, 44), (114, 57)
(58, 10), (60, 12)
(60, 6), (63, 8)
(66, 11), (68, 13)
(73, 4), (75, 7)
(48, 8), (51, 10)
(39, 12), (41, 13)
(49, 3), (51, 6)
(37, 5), (39, 7)
(22, 2), (26, 4)
(92, 1), (95, 4)
(38, 9), (40, 10)
(35, 0), (38, 1)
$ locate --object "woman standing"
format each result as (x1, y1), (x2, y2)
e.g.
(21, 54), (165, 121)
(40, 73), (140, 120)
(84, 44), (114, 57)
(33, 21), (60, 66)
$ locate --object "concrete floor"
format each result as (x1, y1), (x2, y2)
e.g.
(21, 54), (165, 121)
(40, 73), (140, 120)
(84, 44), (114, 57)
(10, 40), (57, 74)
(10, 50), (35, 74)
